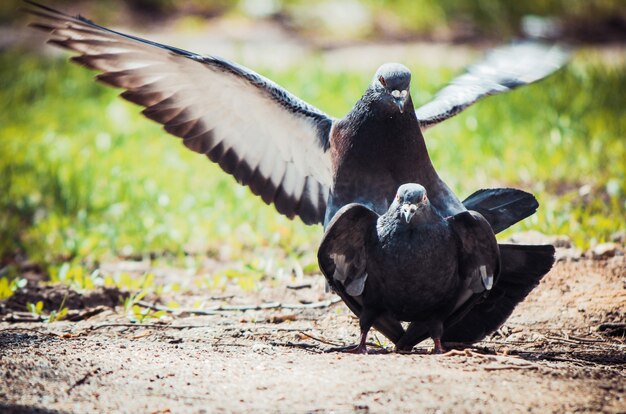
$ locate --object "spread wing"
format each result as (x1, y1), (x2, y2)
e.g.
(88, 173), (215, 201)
(26, 1), (334, 224)
(318, 203), (405, 344)
(415, 42), (569, 130)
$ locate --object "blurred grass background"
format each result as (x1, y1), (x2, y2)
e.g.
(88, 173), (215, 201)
(2, 0), (624, 41)
(0, 1), (624, 288)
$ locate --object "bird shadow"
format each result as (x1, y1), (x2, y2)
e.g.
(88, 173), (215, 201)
(0, 402), (68, 414)
(514, 350), (626, 367)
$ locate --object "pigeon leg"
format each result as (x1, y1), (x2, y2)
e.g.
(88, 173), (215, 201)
(430, 321), (446, 354)
(395, 321), (428, 352)
(346, 307), (381, 354)
(347, 328), (369, 354)
(327, 310), (378, 354)
(432, 338), (446, 354)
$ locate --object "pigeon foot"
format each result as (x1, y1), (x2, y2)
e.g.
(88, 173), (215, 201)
(326, 344), (368, 354)
(432, 337), (446, 354)
(346, 344), (368, 354)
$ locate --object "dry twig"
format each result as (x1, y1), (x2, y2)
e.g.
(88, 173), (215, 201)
(299, 331), (345, 347)
(136, 296), (341, 315)
(286, 283), (312, 290)
(483, 365), (538, 371)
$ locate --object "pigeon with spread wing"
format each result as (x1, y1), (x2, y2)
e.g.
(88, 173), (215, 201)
(26, 2), (560, 346)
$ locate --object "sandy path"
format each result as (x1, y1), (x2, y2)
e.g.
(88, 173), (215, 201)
(1, 254), (625, 413)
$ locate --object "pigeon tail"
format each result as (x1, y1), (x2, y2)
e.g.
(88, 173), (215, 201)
(441, 243), (555, 343)
(462, 188), (538, 234)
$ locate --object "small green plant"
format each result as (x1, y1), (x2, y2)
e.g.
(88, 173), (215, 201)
(46, 304), (69, 323)
(122, 290), (148, 322)
(49, 262), (99, 290)
(26, 291), (69, 323)
(27, 300), (44, 316)
(0, 275), (27, 300)
(121, 272), (166, 323)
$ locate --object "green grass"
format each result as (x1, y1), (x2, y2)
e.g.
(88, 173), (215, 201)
(420, 53), (626, 247)
(1, 47), (624, 279)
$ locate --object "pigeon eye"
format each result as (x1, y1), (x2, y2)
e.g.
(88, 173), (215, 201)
(378, 75), (387, 87)
(391, 90), (401, 98)
(401, 90), (408, 97)
(422, 194), (428, 203)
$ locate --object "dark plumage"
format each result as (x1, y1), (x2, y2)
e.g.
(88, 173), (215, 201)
(440, 244), (556, 343)
(324, 63), (553, 346)
(461, 188), (542, 234)
(328, 63), (463, 224)
(318, 184), (500, 354)
(394, 243), (556, 350)
(26, 3), (559, 346)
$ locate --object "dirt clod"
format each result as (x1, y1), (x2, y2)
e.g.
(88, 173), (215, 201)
(2, 285), (126, 314)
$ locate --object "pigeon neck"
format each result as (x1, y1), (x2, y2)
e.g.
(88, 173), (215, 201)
(328, 89), (466, 220)
(334, 92), (437, 174)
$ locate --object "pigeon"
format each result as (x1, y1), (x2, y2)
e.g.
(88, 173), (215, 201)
(26, 2), (560, 345)
(318, 183), (500, 354)
(325, 62), (556, 347)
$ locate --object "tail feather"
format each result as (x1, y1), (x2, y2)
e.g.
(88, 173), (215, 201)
(462, 188), (538, 233)
(441, 244), (555, 343)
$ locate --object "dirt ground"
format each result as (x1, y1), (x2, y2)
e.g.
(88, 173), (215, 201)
(0, 242), (625, 414)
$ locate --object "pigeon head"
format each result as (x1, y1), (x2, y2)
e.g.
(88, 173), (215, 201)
(394, 183), (429, 224)
(372, 63), (412, 114)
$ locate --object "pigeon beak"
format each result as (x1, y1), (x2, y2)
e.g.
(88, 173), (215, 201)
(390, 90), (409, 113)
(394, 98), (406, 114)
(401, 203), (417, 223)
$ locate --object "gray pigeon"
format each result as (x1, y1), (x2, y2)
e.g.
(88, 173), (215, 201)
(27, 2), (559, 345)
(318, 183), (500, 354)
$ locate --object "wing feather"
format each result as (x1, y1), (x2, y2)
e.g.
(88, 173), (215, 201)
(26, 1), (334, 224)
(318, 203), (405, 343)
(415, 42), (569, 130)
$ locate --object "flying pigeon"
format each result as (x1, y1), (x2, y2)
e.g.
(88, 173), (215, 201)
(26, 2), (560, 345)
(318, 184), (501, 354)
